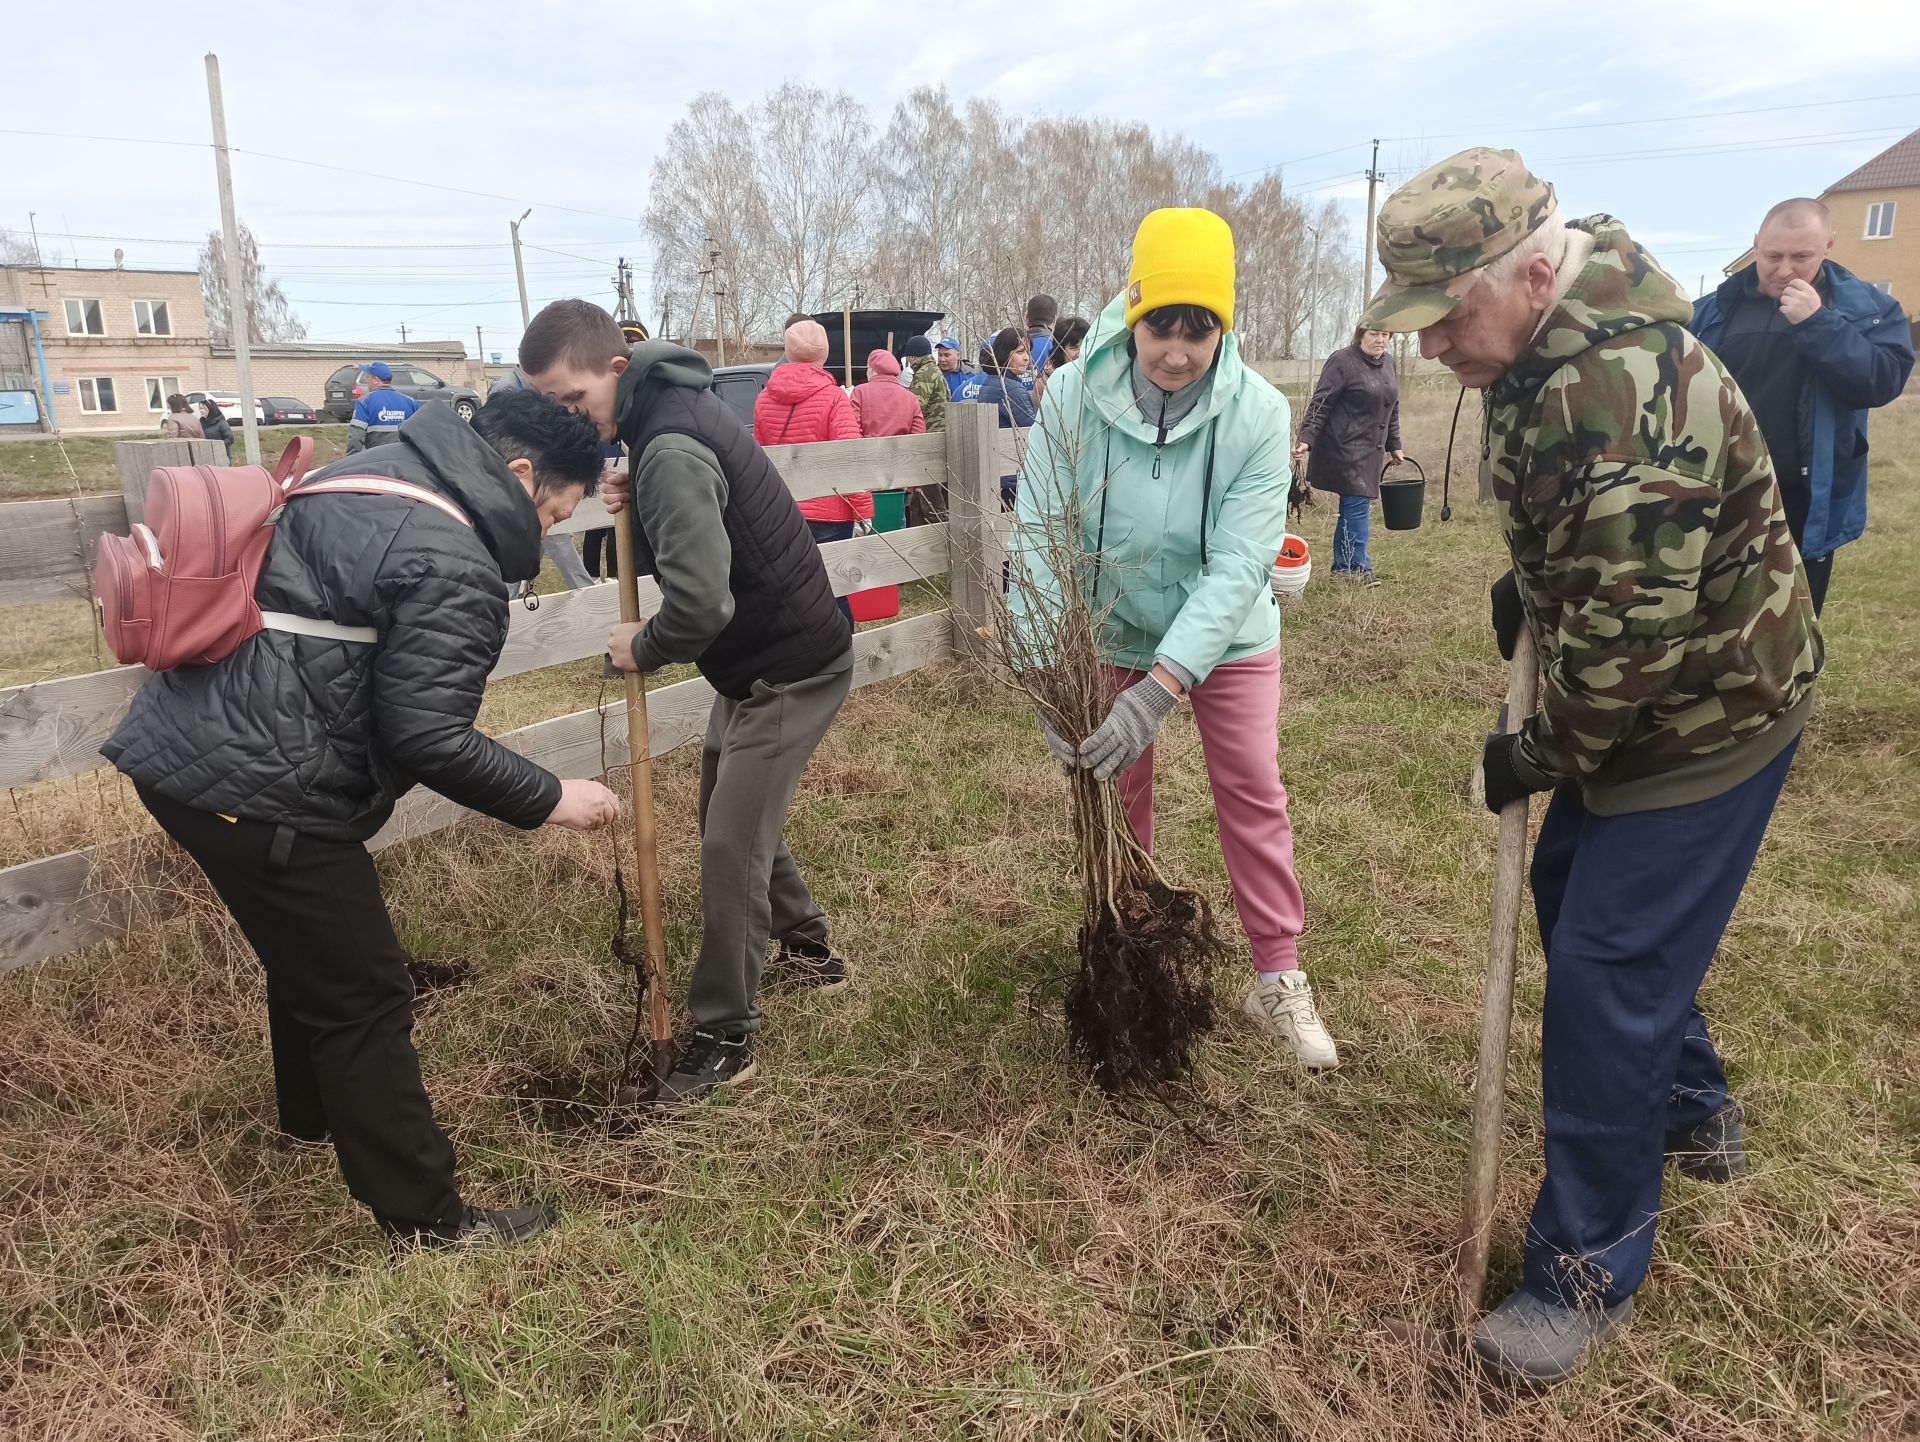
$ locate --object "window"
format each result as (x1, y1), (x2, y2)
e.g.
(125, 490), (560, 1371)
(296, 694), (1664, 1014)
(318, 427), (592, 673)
(133, 299), (173, 336)
(63, 298), (105, 336)
(145, 376), (184, 412)
(406, 367), (443, 387)
(1865, 201), (1897, 239)
(77, 377), (118, 414)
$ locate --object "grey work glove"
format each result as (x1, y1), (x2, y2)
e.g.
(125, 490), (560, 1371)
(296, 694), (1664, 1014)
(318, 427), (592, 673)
(1079, 675), (1181, 781)
(1038, 715), (1078, 774)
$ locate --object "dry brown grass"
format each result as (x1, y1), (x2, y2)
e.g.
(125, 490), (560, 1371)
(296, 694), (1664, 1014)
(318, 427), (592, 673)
(1, 388), (1915, 1440)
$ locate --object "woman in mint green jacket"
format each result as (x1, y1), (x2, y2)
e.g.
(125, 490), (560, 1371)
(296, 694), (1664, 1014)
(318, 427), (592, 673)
(1013, 208), (1336, 1070)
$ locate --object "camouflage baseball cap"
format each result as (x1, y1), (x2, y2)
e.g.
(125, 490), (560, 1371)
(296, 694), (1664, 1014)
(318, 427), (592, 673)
(1358, 147), (1557, 333)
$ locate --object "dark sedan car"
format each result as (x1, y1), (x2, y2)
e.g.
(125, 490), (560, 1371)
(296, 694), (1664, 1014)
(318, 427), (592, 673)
(261, 396), (318, 425)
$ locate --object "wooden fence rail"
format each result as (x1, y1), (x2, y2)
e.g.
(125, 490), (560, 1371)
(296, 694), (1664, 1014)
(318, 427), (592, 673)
(0, 430), (1022, 606)
(0, 404), (1011, 969)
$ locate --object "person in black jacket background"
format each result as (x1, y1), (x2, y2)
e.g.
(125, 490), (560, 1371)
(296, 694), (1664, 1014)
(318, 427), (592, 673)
(1292, 326), (1404, 583)
(521, 299), (857, 1110)
(104, 390), (621, 1249)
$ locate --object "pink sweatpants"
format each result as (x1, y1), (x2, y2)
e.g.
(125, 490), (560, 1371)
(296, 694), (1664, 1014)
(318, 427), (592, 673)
(1107, 645), (1305, 972)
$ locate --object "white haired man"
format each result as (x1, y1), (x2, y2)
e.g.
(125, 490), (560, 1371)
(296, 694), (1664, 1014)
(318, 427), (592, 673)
(1361, 148), (1821, 1384)
(1690, 197), (1913, 614)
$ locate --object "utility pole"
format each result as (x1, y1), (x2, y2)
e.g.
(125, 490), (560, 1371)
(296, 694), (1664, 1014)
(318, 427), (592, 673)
(713, 281), (727, 367)
(613, 256), (642, 327)
(205, 54), (260, 466)
(1363, 137), (1384, 305)
(685, 235), (715, 352)
(476, 324), (484, 368)
(510, 208), (532, 327)
(398, 323), (408, 344)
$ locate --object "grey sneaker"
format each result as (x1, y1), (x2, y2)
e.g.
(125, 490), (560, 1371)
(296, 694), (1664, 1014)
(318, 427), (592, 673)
(764, 937), (850, 993)
(1666, 1097), (1746, 1182)
(653, 1029), (757, 1107)
(1471, 1287), (1634, 1385)
(386, 1202), (558, 1251)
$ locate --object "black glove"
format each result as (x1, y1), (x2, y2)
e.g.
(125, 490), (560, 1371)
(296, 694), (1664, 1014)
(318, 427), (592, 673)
(1481, 732), (1550, 815)
(1490, 571), (1524, 662)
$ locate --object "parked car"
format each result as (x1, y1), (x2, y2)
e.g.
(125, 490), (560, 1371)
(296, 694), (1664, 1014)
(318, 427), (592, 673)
(187, 390), (263, 426)
(323, 363), (481, 423)
(709, 363), (777, 427)
(261, 396), (318, 425)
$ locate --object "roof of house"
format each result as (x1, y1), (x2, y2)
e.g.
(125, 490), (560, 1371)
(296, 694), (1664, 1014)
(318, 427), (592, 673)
(1826, 127), (1920, 194)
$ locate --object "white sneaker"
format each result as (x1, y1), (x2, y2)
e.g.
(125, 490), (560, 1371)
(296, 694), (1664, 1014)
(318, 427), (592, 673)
(1242, 970), (1340, 1070)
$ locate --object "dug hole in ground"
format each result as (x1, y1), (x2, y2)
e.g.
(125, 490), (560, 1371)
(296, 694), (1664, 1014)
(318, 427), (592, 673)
(1, 385), (1916, 1440)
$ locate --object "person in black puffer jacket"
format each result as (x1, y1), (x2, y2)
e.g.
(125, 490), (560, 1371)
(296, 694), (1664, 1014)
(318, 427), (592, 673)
(103, 390), (621, 1250)
(521, 299), (856, 1111)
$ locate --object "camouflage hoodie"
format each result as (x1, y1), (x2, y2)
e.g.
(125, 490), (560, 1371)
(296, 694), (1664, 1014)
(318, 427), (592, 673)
(1484, 215), (1821, 814)
(909, 352), (948, 433)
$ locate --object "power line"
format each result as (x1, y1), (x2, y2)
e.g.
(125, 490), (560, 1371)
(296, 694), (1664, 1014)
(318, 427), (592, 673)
(0, 228), (638, 252)
(0, 127), (640, 223)
(1380, 90), (1920, 144)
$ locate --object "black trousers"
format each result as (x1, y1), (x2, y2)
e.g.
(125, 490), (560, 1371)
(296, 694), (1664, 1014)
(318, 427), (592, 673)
(137, 787), (463, 1231)
(581, 526), (617, 580)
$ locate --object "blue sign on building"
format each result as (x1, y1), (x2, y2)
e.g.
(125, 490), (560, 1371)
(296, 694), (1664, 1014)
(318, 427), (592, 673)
(52, 382), (70, 395)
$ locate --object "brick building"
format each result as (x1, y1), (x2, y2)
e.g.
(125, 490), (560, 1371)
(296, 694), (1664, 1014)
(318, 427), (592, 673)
(0, 263), (213, 433)
(0, 261), (490, 434)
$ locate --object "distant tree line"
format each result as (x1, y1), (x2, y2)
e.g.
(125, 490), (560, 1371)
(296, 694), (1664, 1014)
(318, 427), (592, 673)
(646, 84), (1361, 359)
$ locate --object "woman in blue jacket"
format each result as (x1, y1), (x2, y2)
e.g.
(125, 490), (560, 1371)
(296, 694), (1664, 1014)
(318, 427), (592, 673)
(975, 326), (1036, 505)
(1013, 208), (1336, 1070)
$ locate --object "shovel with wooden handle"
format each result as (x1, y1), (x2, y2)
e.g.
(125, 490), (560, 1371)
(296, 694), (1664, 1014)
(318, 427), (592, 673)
(1385, 627), (1538, 1357)
(612, 502), (675, 1099)
(1455, 626), (1539, 1328)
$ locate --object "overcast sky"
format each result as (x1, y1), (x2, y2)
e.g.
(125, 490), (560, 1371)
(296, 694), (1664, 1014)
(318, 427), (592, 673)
(6, 0), (1918, 361)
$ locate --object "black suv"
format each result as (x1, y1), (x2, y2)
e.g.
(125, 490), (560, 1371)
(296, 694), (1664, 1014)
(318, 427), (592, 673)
(709, 363), (778, 427)
(324, 363), (482, 423)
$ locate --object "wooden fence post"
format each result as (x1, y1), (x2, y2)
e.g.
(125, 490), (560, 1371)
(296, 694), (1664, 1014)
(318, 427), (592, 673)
(115, 439), (226, 525)
(944, 401), (1002, 657)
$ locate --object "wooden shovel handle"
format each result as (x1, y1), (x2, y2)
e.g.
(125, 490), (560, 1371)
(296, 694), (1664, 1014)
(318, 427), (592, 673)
(1456, 627), (1538, 1328)
(614, 507), (673, 1048)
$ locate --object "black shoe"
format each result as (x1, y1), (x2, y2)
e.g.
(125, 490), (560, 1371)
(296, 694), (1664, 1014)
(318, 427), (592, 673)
(764, 936), (850, 993)
(1666, 1098), (1746, 1182)
(653, 1029), (756, 1107)
(385, 1202), (559, 1251)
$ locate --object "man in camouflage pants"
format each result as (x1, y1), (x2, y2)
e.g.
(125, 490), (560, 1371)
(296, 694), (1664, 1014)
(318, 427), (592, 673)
(1361, 148), (1822, 1384)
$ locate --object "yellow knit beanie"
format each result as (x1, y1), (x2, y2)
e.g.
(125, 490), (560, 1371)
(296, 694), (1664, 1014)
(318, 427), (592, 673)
(1125, 208), (1236, 333)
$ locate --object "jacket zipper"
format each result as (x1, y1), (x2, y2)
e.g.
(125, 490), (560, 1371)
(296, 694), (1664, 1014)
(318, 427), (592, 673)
(205, 467), (227, 574)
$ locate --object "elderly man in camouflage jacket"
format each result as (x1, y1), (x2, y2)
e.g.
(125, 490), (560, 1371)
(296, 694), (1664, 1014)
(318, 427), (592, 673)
(1361, 148), (1822, 1384)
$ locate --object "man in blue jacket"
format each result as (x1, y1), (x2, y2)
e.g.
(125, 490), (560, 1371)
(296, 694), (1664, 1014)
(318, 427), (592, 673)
(345, 361), (422, 454)
(1691, 198), (1913, 613)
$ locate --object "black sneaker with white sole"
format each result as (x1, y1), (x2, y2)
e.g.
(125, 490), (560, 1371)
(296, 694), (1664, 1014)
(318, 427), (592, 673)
(653, 1029), (757, 1107)
(763, 936), (849, 993)
(384, 1202), (558, 1251)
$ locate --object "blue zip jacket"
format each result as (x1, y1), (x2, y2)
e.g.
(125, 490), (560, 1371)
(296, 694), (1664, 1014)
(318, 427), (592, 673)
(347, 386), (421, 453)
(1691, 260), (1912, 558)
(947, 369), (986, 402)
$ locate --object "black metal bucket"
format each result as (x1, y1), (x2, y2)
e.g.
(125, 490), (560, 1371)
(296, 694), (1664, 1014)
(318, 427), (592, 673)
(1379, 456), (1426, 531)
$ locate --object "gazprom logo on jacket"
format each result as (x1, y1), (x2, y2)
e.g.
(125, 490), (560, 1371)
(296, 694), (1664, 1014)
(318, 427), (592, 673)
(376, 405), (410, 425)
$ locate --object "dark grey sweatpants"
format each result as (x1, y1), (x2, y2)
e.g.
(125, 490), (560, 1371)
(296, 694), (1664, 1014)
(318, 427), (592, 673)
(687, 647), (855, 1034)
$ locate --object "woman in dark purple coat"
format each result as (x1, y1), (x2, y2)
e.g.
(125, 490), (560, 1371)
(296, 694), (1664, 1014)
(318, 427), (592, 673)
(1292, 326), (1404, 583)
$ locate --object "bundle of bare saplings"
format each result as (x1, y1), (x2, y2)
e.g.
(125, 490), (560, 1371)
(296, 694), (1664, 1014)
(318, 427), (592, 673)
(977, 425), (1223, 1097)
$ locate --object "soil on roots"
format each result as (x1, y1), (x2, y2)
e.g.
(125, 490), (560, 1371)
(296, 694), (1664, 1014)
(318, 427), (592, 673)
(1064, 876), (1222, 1095)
